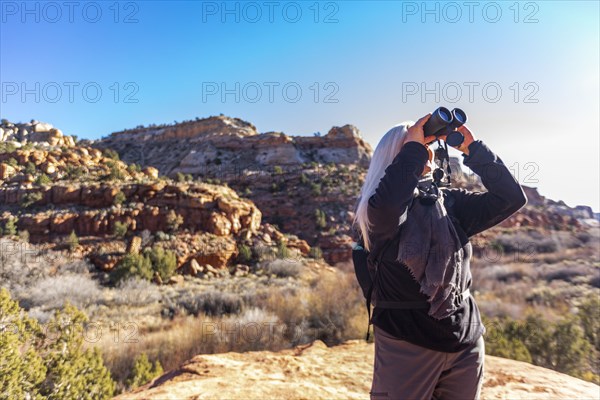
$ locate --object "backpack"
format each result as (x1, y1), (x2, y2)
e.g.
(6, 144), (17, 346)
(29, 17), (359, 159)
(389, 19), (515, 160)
(352, 189), (456, 340)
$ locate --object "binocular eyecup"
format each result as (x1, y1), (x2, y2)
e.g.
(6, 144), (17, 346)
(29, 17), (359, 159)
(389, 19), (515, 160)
(423, 107), (466, 147)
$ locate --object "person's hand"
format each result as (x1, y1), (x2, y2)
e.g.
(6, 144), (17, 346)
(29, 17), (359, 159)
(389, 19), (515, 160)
(452, 125), (477, 155)
(405, 114), (438, 146)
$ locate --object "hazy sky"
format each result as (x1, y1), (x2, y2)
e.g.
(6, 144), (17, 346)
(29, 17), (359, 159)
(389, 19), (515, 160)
(1, 1), (598, 211)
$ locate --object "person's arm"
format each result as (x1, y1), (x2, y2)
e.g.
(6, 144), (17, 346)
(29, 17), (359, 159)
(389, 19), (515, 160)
(449, 139), (528, 237)
(367, 141), (429, 241)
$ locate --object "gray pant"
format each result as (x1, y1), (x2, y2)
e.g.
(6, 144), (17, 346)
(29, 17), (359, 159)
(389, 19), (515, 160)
(370, 326), (485, 400)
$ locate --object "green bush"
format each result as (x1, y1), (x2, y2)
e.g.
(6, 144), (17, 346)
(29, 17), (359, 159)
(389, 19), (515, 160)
(67, 230), (79, 253)
(107, 161), (125, 180)
(577, 294), (600, 351)
(0, 142), (17, 153)
(277, 240), (289, 259)
(300, 173), (309, 185)
(112, 246), (177, 283)
(111, 253), (153, 283)
(166, 210), (183, 232)
(126, 353), (163, 390)
(103, 149), (120, 160)
(145, 245), (177, 281)
(309, 246), (323, 259)
(0, 288), (46, 399)
(113, 221), (128, 238)
(21, 192), (43, 208)
(3, 217), (18, 236)
(483, 312), (594, 379)
(237, 243), (252, 263)
(35, 173), (52, 185)
(113, 191), (127, 206)
(315, 209), (327, 229)
(24, 161), (36, 175)
(0, 289), (115, 399)
(310, 182), (322, 196)
(65, 165), (85, 180)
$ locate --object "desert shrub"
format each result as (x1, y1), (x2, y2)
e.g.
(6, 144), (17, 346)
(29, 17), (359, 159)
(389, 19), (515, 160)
(155, 231), (171, 241)
(107, 161), (126, 180)
(273, 165), (283, 175)
(40, 303), (115, 398)
(314, 209), (327, 229)
(17, 273), (103, 310)
(2, 217), (18, 236)
(166, 210), (183, 232)
(21, 191), (43, 208)
(300, 173), (309, 185)
(309, 246), (323, 259)
(265, 259), (303, 278)
(113, 191), (127, 206)
(67, 230), (79, 253)
(0, 289), (115, 399)
(65, 165), (85, 179)
(35, 173), (52, 185)
(126, 353), (163, 390)
(24, 161), (36, 175)
(0, 142), (17, 153)
(550, 317), (591, 375)
(18, 230), (29, 243)
(542, 263), (589, 283)
(178, 290), (243, 316)
(176, 172), (186, 183)
(575, 231), (592, 244)
(482, 312), (593, 378)
(113, 221), (128, 238)
(113, 277), (162, 306)
(145, 245), (177, 281)
(262, 270), (364, 346)
(103, 148), (120, 160)
(276, 240), (289, 259)
(111, 253), (153, 283)
(237, 243), (252, 264)
(0, 288), (46, 399)
(310, 182), (322, 196)
(577, 294), (600, 351)
(127, 163), (141, 173)
(535, 238), (558, 253)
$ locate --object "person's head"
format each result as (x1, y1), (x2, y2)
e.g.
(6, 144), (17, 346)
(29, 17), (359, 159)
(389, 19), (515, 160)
(353, 121), (434, 251)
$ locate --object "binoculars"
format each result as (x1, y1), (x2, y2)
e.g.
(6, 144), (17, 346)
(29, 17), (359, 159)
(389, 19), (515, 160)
(423, 107), (466, 147)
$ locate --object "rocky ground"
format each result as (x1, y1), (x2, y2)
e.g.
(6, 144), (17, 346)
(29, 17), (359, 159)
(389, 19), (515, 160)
(115, 340), (600, 400)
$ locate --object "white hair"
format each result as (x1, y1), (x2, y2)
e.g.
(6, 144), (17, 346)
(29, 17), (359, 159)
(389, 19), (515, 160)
(353, 121), (415, 251)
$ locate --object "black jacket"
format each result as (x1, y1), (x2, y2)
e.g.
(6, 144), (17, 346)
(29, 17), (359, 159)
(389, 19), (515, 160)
(363, 139), (527, 352)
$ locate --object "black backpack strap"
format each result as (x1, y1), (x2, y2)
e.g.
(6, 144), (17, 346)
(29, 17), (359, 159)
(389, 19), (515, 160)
(365, 194), (418, 341)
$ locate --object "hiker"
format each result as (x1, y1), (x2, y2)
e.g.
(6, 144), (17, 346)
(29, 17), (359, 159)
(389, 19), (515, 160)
(352, 113), (528, 399)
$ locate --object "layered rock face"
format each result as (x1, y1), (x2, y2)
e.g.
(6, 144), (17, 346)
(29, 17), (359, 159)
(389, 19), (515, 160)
(94, 115), (373, 172)
(0, 121), (310, 272)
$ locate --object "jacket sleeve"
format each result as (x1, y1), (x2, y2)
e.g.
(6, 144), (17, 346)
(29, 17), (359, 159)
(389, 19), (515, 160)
(449, 140), (528, 238)
(367, 141), (429, 242)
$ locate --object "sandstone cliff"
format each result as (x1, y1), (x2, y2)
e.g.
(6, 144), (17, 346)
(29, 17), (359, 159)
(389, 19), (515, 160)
(0, 119), (310, 275)
(115, 340), (600, 400)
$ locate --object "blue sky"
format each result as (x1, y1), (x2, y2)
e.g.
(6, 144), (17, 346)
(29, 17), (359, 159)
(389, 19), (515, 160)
(1, 1), (599, 211)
